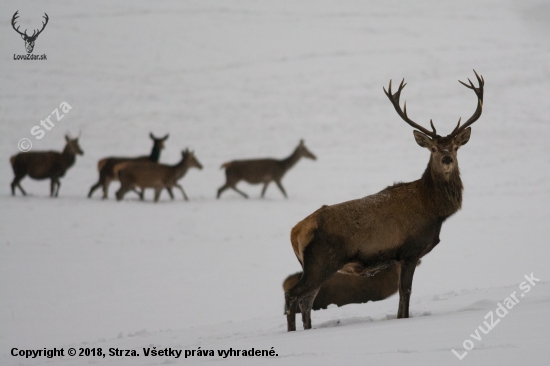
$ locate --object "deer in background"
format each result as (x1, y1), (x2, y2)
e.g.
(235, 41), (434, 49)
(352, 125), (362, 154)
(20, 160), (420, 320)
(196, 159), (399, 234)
(285, 71), (484, 331)
(217, 139), (316, 199)
(10, 134), (84, 197)
(115, 149), (203, 202)
(88, 133), (169, 199)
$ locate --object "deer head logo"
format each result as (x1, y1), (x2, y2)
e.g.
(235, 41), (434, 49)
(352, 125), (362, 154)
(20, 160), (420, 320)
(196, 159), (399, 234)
(11, 11), (49, 54)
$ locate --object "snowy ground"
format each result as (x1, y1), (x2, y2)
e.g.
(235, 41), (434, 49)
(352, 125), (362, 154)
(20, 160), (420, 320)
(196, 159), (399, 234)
(1, 0), (549, 365)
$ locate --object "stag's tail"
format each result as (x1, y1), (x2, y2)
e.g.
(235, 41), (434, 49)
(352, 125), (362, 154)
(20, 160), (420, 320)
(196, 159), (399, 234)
(10, 155), (16, 167)
(220, 162), (232, 170)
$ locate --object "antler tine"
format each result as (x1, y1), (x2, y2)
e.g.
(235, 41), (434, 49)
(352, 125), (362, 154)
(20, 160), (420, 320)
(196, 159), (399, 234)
(34, 13), (49, 37)
(11, 10), (27, 37)
(384, 78), (436, 137)
(452, 70), (484, 136)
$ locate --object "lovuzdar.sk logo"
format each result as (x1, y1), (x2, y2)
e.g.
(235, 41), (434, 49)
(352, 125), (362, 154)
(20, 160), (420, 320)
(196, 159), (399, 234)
(12, 10), (48, 60)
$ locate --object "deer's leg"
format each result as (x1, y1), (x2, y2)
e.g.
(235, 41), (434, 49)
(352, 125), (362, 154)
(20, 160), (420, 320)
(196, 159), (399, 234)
(397, 258), (417, 319)
(11, 174), (27, 196)
(115, 183), (130, 201)
(54, 179), (61, 197)
(102, 177), (112, 200)
(299, 287), (320, 330)
(50, 179), (57, 197)
(166, 187), (174, 200)
(261, 182), (270, 198)
(174, 184), (188, 201)
(275, 180), (287, 198)
(131, 188), (144, 199)
(285, 237), (343, 331)
(88, 180), (102, 198)
(231, 186), (248, 199)
(153, 187), (162, 202)
(217, 182), (233, 199)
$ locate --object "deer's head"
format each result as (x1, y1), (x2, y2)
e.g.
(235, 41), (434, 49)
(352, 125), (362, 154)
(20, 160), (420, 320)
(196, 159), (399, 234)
(12, 11), (49, 54)
(384, 71), (484, 180)
(150, 133), (169, 150)
(182, 149), (203, 170)
(296, 139), (317, 160)
(65, 134), (84, 156)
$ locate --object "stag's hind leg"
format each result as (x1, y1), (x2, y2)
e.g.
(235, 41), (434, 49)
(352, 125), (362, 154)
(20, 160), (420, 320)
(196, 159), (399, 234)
(285, 237), (344, 331)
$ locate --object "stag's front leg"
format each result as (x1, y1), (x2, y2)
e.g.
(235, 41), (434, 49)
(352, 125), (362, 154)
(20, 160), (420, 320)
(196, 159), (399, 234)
(174, 184), (188, 201)
(397, 258), (417, 319)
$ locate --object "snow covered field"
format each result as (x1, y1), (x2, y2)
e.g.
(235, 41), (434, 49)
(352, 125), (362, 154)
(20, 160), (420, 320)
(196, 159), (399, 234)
(1, 0), (549, 365)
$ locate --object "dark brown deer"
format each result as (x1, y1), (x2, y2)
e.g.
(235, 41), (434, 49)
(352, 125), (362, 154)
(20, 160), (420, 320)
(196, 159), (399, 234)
(285, 71), (484, 331)
(11, 11), (49, 54)
(88, 133), (168, 199)
(217, 140), (316, 199)
(284, 262), (412, 312)
(115, 149), (203, 202)
(10, 135), (84, 197)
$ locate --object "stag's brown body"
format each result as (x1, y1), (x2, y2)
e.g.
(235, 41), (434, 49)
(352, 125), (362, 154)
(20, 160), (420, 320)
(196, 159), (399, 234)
(285, 71), (484, 331)
(115, 149), (202, 202)
(283, 262), (405, 312)
(217, 140), (316, 199)
(88, 133), (168, 199)
(10, 135), (84, 197)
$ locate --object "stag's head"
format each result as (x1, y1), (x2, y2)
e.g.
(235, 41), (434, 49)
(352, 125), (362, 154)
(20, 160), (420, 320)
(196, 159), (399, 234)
(296, 139), (317, 160)
(12, 11), (49, 54)
(150, 133), (169, 150)
(384, 70), (484, 180)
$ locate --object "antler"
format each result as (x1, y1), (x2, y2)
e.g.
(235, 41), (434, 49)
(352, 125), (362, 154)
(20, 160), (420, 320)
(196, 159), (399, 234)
(30, 13), (49, 39)
(11, 11), (27, 37)
(384, 79), (437, 138)
(451, 70), (484, 136)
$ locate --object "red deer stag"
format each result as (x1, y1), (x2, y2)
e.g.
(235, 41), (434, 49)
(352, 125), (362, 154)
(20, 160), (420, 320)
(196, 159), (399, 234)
(283, 261), (420, 313)
(285, 71), (483, 331)
(115, 149), (203, 202)
(88, 133), (168, 199)
(10, 134), (84, 197)
(217, 140), (316, 199)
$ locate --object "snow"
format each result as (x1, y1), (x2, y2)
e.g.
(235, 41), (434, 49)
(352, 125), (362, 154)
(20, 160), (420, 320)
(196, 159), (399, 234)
(1, 0), (549, 365)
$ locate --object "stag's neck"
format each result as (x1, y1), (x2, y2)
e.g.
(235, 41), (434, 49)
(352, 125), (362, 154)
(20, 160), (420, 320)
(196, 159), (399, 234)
(418, 160), (463, 219)
(149, 145), (161, 162)
(280, 148), (302, 172)
(61, 145), (77, 169)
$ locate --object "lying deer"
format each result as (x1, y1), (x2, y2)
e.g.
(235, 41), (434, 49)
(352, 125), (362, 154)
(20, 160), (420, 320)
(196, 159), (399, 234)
(115, 149), (203, 202)
(285, 71), (484, 331)
(283, 262), (400, 312)
(217, 139), (316, 199)
(10, 134), (84, 197)
(88, 133), (168, 199)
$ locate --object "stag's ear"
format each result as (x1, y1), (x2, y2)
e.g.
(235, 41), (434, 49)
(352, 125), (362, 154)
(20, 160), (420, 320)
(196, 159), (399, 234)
(413, 130), (432, 149)
(455, 127), (471, 147)
(21, 34), (26, 40)
(163, 134), (169, 141)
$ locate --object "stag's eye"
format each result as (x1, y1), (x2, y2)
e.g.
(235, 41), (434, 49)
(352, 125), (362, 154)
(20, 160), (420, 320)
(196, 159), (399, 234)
(431, 147), (436, 153)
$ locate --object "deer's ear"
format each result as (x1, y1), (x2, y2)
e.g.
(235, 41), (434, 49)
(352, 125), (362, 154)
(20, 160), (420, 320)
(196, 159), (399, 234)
(21, 34), (26, 40)
(455, 127), (471, 147)
(65, 134), (71, 142)
(149, 133), (155, 140)
(413, 130), (432, 149)
(163, 134), (169, 141)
